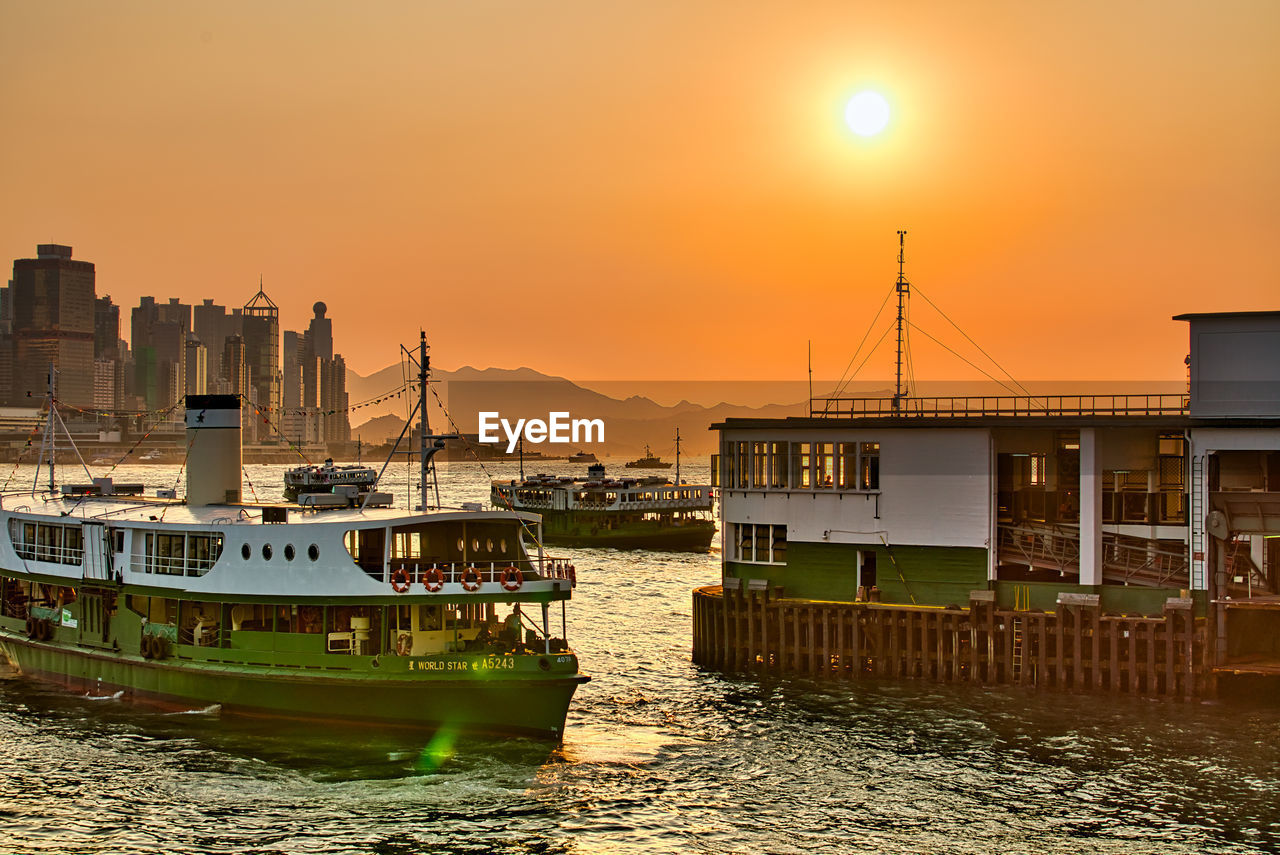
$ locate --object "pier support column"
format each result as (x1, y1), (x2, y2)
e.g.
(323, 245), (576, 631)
(1079, 428), (1103, 586)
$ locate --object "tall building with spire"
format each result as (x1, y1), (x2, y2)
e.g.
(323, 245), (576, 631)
(242, 281), (281, 442)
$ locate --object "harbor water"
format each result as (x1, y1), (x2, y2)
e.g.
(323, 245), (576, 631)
(1, 460), (1278, 854)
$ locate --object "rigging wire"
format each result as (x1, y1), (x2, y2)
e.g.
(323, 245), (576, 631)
(906, 321), (1025, 396)
(912, 284), (1035, 398)
(829, 285), (895, 402)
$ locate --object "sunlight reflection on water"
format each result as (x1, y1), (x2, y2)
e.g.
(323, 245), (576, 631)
(1, 461), (1278, 853)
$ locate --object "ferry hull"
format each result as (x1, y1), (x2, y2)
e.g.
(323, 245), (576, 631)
(0, 632), (587, 739)
(542, 520), (715, 552)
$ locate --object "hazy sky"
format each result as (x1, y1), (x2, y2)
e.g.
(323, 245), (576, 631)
(2, 1), (1276, 383)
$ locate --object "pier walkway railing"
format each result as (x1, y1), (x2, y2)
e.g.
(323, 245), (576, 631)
(809, 394), (1189, 419)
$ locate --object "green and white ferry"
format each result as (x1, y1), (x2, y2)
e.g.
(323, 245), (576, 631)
(0, 352), (588, 738)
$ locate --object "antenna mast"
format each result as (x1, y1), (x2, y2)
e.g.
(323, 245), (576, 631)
(674, 427), (682, 485)
(35, 363), (56, 494)
(402, 331), (456, 511)
(893, 230), (910, 411)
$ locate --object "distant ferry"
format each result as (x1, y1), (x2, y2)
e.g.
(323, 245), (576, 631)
(568, 451), (598, 463)
(283, 458), (381, 504)
(624, 445), (672, 469)
(492, 462), (715, 551)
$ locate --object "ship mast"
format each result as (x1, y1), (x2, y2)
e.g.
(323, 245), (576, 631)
(674, 427), (681, 485)
(35, 362), (56, 494)
(405, 331), (456, 511)
(893, 230), (910, 412)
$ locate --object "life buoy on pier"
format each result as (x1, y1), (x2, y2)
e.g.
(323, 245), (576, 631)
(390, 568), (412, 593)
(37, 619), (53, 642)
(567, 564), (577, 588)
(152, 636), (170, 660)
(500, 566), (523, 592)
(25, 617), (36, 639)
(141, 634), (154, 659)
(461, 566), (482, 592)
(423, 566), (445, 593)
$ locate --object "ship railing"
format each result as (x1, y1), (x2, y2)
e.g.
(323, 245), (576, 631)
(809, 393), (1190, 419)
(388, 558), (577, 588)
(15, 543), (85, 565)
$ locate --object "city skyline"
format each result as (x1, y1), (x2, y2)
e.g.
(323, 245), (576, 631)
(1, 2), (1277, 383)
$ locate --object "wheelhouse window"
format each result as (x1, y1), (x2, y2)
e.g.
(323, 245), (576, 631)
(141, 530), (223, 577)
(815, 443), (835, 488)
(8, 520), (84, 565)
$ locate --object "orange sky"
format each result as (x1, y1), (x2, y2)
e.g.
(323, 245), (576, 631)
(2, 1), (1277, 384)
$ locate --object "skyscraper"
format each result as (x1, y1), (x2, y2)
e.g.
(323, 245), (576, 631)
(242, 282), (280, 441)
(9, 244), (96, 408)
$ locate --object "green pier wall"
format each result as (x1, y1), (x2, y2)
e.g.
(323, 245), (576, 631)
(724, 541), (988, 607)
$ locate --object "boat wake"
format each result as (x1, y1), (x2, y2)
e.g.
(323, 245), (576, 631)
(83, 690), (125, 701)
(165, 704), (223, 716)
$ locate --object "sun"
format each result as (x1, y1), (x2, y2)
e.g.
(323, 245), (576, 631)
(844, 91), (891, 137)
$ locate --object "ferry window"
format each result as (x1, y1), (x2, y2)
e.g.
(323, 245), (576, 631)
(112, 529), (125, 553)
(711, 453), (720, 487)
(861, 442), (880, 490)
(309, 544), (320, 561)
(838, 443), (859, 489)
(284, 544), (296, 562)
(815, 443), (835, 488)
(187, 534), (224, 576)
(63, 527), (83, 564)
(154, 533), (185, 575)
(262, 543), (273, 561)
(791, 443), (813, 489)
(241, 543), (251, 560)
(1028, 453), (1047, 487)
(736, 441), (749, 489)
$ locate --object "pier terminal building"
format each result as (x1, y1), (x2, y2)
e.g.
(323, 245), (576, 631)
(695, 311), (1280, 696)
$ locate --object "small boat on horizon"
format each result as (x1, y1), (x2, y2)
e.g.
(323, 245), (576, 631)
(624, 444), (672, 469)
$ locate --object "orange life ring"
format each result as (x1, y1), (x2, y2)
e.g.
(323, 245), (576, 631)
(396, 633), (412, 656)
(390, 568), (411, 593)
(567, 564), (577, 587)
(500, 566), (523, 592)
(423, 566), (445, 593)
(461, 566), (482, 592)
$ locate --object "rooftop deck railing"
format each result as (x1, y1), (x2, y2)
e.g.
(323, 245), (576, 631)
(809, 394), (1189, 419)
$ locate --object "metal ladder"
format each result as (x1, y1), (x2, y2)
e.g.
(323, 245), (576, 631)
(1190, 454), (1204, 589)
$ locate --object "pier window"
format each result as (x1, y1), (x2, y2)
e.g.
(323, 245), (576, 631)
(768, 442), (787, 488)
(861, 443), (880, 490)
(815, 443), (835, 488)
(732, 523), (788, 564)
(752, 441), (768, 488)
(735, 441), (749, 489)
(791, 443), (813, 488)
(838, 443), (859, 489)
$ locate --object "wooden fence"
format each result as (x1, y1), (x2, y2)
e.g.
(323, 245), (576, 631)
(692, 586), (1206, 698)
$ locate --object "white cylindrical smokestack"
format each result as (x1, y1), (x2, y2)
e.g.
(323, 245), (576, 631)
(185, 394), (242, 506)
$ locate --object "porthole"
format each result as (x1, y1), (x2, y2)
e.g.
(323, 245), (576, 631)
(262, 543), (273, 561)
(471, 538), (480, 552)
(499, 539), (508, 554)
(486, 538), (494, 552)
(456, 537), (465, 552)
(308, 544), (320, 561)
(241, 543), (251, 560)
(284, 544), (296, 561)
